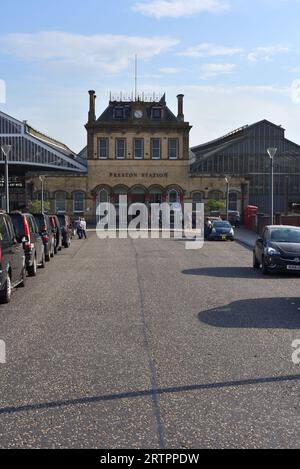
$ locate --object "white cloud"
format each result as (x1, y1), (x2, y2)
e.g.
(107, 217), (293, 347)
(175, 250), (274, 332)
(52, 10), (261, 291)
(199, 63), (235, 79)
(1, 31), (179, 74)
(179, 43), (242, 58)
(247, 45), (290, 63)
(132, 0), (229, 19)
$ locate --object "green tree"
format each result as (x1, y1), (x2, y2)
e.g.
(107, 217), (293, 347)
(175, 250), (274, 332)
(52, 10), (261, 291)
(205, 199), (226, 215)
(27, 200), (51, 214)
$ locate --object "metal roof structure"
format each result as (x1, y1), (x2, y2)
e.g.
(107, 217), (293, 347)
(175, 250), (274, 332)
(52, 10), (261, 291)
(0, 111), (87, 173)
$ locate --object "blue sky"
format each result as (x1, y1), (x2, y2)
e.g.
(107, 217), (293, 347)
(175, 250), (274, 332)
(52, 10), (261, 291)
(1, 0), (300, 151)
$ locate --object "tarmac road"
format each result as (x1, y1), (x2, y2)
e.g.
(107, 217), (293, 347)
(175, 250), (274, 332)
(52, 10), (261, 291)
(0, 232), (299, 448)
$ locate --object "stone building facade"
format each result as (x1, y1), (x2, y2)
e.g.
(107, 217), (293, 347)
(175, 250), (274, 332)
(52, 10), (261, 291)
(26, 91), (247, 223)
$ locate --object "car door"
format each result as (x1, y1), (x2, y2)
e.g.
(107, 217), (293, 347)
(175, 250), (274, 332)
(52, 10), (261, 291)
(5, 217), (23, 283)
(255, 228), (267, 264)
(31, 216), (43, 263)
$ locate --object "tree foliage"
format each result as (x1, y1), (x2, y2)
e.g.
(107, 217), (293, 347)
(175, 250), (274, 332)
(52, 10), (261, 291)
(27, 200), (51, 214)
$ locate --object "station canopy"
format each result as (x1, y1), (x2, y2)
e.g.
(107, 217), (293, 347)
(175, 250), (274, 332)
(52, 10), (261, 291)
(0, 111), (86, 174)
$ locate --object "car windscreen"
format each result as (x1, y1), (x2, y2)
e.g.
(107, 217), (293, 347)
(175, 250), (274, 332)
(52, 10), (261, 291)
(10, 215), (25, 240)
(270, 228), (300, 243)
(34, 215), (46, 231)
(213, 222), (231, 228)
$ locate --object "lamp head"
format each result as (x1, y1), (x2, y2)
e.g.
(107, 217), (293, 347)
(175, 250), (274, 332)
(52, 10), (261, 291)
(1, 144), (12, 157)
(267, 147), (278, 159)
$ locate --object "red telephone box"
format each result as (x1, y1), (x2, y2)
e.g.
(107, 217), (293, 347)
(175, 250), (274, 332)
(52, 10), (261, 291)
(244, 205), (258, 230)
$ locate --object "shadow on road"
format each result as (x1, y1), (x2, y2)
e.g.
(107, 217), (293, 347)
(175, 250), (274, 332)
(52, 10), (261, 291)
(198, 297), (300, 329)
(0, 373), (300, 416)
(182, 266), (300, 279)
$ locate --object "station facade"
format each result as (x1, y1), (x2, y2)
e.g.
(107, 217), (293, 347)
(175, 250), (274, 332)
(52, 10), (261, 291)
(24, 91), (246, 224)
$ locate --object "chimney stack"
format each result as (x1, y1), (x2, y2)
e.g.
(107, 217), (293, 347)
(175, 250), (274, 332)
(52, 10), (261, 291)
(177, 94), (184, 121)
(88, 90), (96, 123)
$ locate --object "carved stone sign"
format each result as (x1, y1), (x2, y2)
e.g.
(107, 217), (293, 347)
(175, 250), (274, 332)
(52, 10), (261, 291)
(109, 172), (168, 179)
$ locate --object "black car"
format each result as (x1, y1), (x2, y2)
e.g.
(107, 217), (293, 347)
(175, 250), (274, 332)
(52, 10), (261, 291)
(206, 220), (235, 241)
(49, 215), (62, 254)
(57, 214), (72, 248)
(33, 214), (55, 262)
(10, 212), (45, 276)
(253, 225), (300, 274)
(0, 212), (26, 303)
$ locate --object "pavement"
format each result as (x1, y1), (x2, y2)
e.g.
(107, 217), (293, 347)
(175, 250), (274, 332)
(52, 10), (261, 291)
(234, 227), (258, 249)
(0, 232), (299, 449)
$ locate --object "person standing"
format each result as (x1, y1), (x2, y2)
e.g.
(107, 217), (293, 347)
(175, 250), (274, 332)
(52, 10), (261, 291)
(76, 217), (83, 239)
(81, 218), (87, 239)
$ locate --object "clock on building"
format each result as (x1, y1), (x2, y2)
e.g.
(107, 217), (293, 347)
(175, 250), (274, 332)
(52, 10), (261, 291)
(134, 110), (143, 119)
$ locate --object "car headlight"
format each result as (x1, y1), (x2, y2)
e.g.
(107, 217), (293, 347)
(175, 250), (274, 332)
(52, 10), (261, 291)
(230, 228), (234, 235)
(265, 247), (280, 256)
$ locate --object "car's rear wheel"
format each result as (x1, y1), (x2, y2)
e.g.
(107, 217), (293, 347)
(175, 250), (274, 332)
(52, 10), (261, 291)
(28, 257), (37, 277)
(253, 252), (260, 269)
(0, 274), (12, 304)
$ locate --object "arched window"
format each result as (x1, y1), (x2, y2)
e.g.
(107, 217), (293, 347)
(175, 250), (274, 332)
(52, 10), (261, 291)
(55, 191), (66, 213)
(168, 189), (180, 204)
(35, 191), (49, 201)
(192, 191), (204, 211)
(208, 190), (223, 201)
(96, 188), (110, 207)
(131, 187), (146, 204)
(229, 192), (239, 211)
(73, 192), (85, 213)
(149, 187), (163, 204)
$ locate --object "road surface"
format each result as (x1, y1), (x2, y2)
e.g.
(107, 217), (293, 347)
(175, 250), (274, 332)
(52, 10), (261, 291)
(0, 232), (299, 448)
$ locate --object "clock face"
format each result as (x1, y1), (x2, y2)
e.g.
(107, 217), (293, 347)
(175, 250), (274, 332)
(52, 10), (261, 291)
(134, 110), (143, 119)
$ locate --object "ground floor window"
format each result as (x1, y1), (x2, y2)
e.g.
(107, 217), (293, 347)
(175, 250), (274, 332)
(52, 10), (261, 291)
(35, 191), (49, 201)
(168, 189), (180, 204)
(208, 190), (223, 201)
(55, 191), (66, 213)
(229, 192), (238, 211)
(73, 192), (85, 213)
(192, 192), (204, 211)
(131, 187), (146, 204)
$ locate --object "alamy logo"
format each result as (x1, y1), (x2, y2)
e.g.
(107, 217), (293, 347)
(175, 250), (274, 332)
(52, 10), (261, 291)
(0, 79), (6, 103)
(0, 340), (6, 364)
(292, 340), (300, 365)
(96, 199), (204, 250)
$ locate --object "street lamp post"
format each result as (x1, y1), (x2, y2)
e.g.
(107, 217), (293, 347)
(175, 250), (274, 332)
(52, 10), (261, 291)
(39, 176), (45, 213)
(267, 147), (278, 225)
(1, 145), (12, 213)
(225, 176), (230, 221)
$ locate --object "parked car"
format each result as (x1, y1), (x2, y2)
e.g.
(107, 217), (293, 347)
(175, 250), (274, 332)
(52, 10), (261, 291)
(210, 210), (241, 227)
(206, 220), (235, 241)
(57, 214), (72, 248)
(0, 211), (26, 303)
(33, 213), (55, 262)
(49, 215), (62, 254)
(253, 225), (300, 274)
(10, 211), (45, 276)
